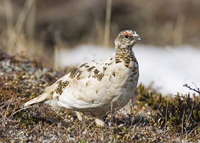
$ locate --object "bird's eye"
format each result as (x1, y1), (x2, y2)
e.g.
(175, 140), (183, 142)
(124, 35), (129, 38)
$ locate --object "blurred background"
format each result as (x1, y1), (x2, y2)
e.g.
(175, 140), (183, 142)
(0, 0), (200, 94)
(0, 0), (200, 58)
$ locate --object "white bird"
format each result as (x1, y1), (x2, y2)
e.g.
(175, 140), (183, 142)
(24, 30), (142, 126)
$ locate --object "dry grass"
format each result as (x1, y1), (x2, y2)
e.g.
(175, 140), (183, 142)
(1, 0), (47, 64)
(0, 51), (200, 142)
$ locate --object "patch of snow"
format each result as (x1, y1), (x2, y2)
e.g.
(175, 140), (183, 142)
(56, 44), (200, 95)
(57, 45), (114, 67)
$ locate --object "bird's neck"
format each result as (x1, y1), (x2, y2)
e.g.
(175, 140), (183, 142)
(115, 47), (137, 67)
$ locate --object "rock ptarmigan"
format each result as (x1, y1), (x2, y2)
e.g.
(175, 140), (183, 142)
(24, 30), (142, 126)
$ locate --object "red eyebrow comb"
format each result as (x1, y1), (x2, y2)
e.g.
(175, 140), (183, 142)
(121, 32), (132, 36)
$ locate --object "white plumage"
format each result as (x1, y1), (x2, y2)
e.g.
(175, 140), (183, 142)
(24, 30), (142, 126)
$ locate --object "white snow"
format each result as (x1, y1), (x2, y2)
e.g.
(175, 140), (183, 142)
(56, 44), (200, 95)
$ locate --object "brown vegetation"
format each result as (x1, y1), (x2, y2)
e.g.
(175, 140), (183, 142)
(0, 51), (199, 142)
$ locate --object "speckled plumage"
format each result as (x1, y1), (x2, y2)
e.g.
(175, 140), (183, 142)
(24, 30), (142, 126)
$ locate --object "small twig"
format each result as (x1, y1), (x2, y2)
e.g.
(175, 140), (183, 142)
(104, 0), (112, 48)
(8, 106), (32, 118)
(183, 83), (200, 94)
(184, 124), (200, 141)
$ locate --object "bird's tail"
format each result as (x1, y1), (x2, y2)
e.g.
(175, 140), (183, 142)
(24, 82), (59, 107)
(24, 92), (50, 107)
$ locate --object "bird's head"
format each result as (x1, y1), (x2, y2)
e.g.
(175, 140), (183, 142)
(114, 30), (142, 49)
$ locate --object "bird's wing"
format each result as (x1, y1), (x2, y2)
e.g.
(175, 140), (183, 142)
(56, 56), (119, 110)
